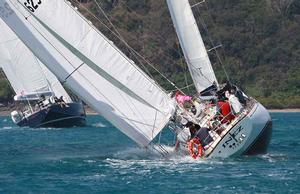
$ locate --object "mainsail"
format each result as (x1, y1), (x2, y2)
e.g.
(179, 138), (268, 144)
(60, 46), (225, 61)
(0, 19), (72, 102)
(166, 0), (218, 93)
(0, 0), (175, 147)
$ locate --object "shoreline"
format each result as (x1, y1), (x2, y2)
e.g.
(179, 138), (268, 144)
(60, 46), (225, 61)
(1, 108), (299, 117)
(268, 109), (300, 113)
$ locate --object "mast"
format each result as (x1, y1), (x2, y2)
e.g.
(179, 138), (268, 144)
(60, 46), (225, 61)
(0, 0), (175, 147)
(0, 20), (72, 102)
(166, 0), (218, 93)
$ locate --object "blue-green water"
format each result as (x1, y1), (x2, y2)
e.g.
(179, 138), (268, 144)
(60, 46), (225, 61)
(0, 113), (299, 193)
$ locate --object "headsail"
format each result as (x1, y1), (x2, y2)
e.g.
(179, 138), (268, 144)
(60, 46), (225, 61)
(166, 0), (218, 93)
(0, 0), (175, 147)
(0, 20), (72, 102)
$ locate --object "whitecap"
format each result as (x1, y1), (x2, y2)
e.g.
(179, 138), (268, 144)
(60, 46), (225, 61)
(2, 126), (12, 130)
(84, 159), (96, 163)
(27, 127), (63, 131)
(91, 122), (107, 128)
(113, 147), (161, 160)
(83, 173), (106, 181)
(260, 153), (288, 162)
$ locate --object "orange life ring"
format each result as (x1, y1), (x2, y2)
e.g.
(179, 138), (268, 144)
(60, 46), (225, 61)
(188, 138), (203, 159)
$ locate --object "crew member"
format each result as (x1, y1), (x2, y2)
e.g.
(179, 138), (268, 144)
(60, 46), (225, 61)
(225, 90), (243, 115)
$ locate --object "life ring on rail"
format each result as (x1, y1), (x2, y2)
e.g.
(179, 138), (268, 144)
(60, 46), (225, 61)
(188, 138), (203, 159)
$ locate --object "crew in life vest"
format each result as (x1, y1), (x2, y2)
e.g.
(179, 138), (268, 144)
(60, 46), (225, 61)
(218, 101), (235, 123)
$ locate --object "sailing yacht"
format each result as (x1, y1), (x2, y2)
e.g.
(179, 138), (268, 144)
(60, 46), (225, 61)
(166, 0), (272, 158)
(0, 0), (271, 158)
(0, 20), (86, 128)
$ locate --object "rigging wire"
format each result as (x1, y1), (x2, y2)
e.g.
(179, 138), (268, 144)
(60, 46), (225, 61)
(121, 2), (196, 93)
(75, 0), (220, 94)
(74, 0), (184, 94)
(79, 1), (199, 94)
(192, 0), (231, 82)
(106, 0), (216, 91)
(170, 83), (195, 92)
(67, 0), (176, 102)
(91, 0), (153, 79)
(121, 2), (188, 65)
(184, 60), (191, 93)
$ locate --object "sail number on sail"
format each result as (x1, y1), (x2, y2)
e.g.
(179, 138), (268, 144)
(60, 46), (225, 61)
(0, 2), (13, 18)
(24, 0), (42, 12)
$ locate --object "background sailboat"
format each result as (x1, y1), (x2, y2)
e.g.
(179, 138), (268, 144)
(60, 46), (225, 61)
(0, 19), (86, 128)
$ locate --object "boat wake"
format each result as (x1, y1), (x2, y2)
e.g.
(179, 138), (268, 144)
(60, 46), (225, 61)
(108, 145), (226, 166)
(105, 145), (288, 168)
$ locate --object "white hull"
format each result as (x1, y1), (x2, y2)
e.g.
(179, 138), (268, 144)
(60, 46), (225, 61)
(206, 102), (272, 158)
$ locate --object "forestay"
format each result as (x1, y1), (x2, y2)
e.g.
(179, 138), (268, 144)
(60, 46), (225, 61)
(0, 19), (72, 102)
(166, 0), (218, 93)
(0, 0), (176, 147)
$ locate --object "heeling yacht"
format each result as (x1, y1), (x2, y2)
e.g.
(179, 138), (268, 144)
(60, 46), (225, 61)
(0, 0), (271, 158)
(166, 0), (272, 158)
(0, 20), (86, 128)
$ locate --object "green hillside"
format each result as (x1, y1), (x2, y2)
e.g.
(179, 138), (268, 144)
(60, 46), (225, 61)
(0, 69), (13, 104)
(0, 0), (299, 108)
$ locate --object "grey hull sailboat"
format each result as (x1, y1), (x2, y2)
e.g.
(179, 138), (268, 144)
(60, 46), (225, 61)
(166, 0), (272, 158)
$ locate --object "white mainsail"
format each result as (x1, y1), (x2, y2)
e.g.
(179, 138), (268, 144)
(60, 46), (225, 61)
(166, 0), (218, 93)
(0, 20), (72, 102)
(0, 0), (175, 147)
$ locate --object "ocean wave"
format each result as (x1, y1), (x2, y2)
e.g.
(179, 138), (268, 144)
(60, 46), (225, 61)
(26, 127), (64, 131)
(0, 126), (13, 130)
(259, 153), (289, 162)
(91, 122), (107, 128)
(83, 159), (97, 163)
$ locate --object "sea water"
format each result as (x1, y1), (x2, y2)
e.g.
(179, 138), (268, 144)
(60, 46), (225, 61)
(0, 113), (299, 193)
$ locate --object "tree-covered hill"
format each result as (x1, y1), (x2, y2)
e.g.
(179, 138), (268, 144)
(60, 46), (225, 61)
(0, 69), (13, 104)
(0, 0), (299, 108)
